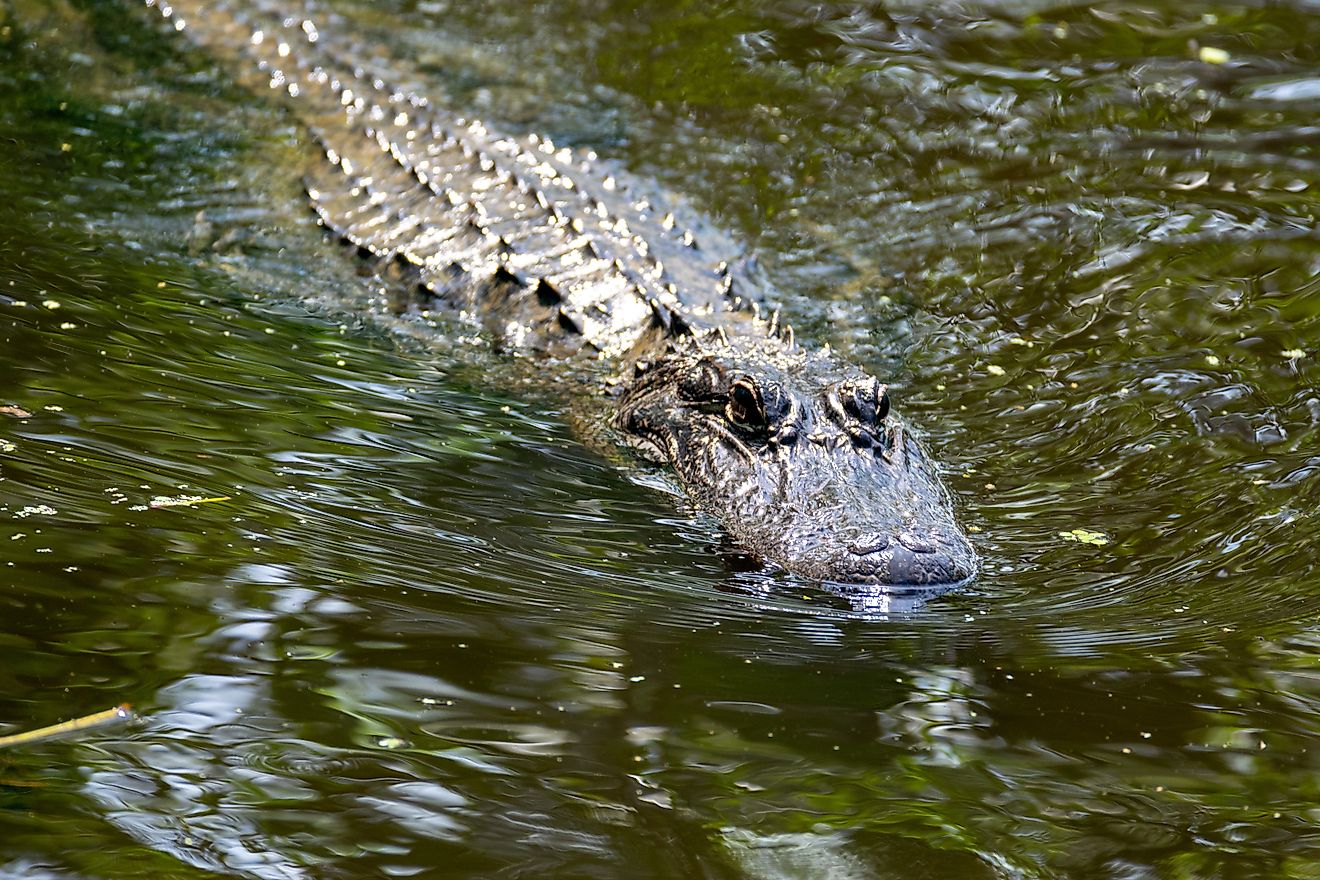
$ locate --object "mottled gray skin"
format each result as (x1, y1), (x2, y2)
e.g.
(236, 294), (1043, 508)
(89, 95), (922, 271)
(147, 0), (976, 588)
(618, 336), (974, 586)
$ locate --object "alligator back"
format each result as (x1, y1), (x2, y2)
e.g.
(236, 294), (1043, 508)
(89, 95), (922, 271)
(149, 0), (755, 358)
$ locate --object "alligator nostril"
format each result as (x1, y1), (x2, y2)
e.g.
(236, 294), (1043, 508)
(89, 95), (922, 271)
(896, 533), (936, 554)
(848, 533), (890, 555)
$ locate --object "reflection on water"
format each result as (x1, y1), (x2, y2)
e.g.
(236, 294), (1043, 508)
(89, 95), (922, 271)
(0, 0), (1318, 876)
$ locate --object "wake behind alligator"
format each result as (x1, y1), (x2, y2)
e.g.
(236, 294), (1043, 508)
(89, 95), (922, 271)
(145, 0), (976, 589)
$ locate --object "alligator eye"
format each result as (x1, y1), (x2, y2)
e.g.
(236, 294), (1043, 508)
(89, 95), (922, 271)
(844, 378), (890, 425)
(727, 378), (767, 431)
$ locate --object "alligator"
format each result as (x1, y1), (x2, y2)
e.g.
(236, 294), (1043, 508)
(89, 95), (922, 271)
(143, 0), (977, 589)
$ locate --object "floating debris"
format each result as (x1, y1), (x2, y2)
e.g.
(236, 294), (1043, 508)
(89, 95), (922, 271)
(1198, 45), (1230, 64)
(1169, 171), (1210, 191)
(1059, 528), (1110, 546)
(986, 364), (1006, 376)
(0, 704), (136, 750)
(145, 494), (232, 509)
(13, 505), (57, 519)
(0, 406), (31, 418)
(1282, 349), (1305, 360)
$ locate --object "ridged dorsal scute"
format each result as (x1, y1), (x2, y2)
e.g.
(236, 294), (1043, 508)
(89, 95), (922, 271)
(148, 0), (755, 358)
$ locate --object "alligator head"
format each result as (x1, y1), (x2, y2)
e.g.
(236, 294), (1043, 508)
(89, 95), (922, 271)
(616, 336), (976, 588)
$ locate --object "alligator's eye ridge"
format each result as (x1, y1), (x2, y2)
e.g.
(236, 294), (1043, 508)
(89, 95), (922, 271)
(844, 379), (890, 425)
(727, 379), (767, 430)
(678, 356), (726, 402)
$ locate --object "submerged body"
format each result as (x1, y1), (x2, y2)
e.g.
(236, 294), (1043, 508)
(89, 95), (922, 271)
(145, 0), (975, 588)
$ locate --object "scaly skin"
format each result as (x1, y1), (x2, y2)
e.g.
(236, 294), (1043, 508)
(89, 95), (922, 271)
(144, 0), (977, 588)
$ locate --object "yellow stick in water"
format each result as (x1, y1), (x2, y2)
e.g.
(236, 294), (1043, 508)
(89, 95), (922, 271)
(0, 704), (135, 750)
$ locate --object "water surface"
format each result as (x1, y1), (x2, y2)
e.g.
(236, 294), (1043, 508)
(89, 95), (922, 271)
(1, 0), (1319, 876)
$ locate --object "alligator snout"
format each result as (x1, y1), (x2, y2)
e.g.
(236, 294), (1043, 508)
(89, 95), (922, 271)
(846, 531), (974, 586)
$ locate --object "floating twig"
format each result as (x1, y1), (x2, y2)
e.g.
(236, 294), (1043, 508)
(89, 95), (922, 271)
(0, 704), (136, 750)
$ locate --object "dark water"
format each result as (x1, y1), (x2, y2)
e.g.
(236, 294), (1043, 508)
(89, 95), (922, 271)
(1, 0), (1318, 876)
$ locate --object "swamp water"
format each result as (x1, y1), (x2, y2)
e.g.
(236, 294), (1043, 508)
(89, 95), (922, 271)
(0, 0), (1319, 876)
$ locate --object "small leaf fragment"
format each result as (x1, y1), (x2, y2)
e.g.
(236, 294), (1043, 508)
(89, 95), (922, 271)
(1059, 528), (1111, 546)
